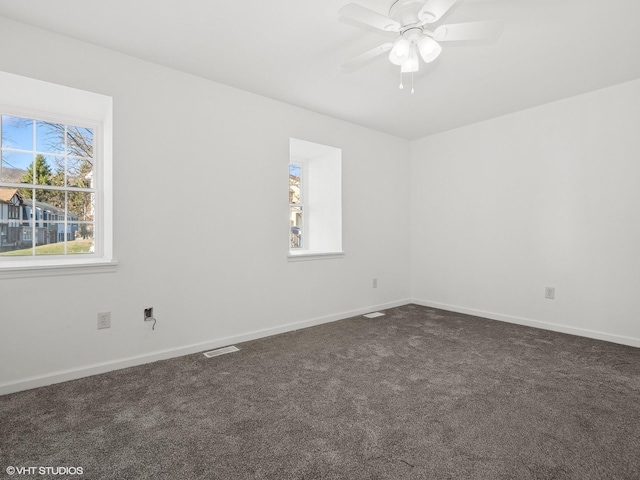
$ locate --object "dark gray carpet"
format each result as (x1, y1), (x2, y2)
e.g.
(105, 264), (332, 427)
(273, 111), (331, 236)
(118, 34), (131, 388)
(2, 304), (640, 479)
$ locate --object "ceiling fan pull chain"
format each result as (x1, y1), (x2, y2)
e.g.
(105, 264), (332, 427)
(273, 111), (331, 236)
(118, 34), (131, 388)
(411, 71), (415, 94)
(399, 69), (404, 89)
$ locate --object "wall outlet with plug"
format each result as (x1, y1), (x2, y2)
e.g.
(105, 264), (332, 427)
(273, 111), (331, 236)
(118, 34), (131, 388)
(144, 307), (157, 330)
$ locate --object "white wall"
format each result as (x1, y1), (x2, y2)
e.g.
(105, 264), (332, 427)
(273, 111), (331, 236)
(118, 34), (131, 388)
(410, 79), (640, 347)
(0, 17), (411, 393)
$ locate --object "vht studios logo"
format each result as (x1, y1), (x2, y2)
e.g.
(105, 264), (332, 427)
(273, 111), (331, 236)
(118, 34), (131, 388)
(6, 466), (84, 476)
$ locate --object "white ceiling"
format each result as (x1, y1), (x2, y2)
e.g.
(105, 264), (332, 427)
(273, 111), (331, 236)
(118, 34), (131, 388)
(0, 0), (639, 140)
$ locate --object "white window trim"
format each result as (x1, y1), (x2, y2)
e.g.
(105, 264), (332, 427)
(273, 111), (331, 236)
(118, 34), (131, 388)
(287, 251), (345, 262)
(0, 260), (117, 279)
(0, 71), (115, 278)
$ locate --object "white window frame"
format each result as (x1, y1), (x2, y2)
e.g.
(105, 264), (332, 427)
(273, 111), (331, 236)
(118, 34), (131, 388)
(0, 71), (115, 278)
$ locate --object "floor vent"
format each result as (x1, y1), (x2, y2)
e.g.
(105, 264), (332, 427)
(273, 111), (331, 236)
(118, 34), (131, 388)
(363, 312), (385, 319)
(203, 346), (239, 358)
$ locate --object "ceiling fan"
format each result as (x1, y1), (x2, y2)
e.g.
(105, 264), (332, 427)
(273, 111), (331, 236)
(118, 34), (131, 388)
(339, 0), (503, 92)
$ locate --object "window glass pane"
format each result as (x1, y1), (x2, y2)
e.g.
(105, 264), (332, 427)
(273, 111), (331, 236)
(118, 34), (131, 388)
(289, 163), (301, 182)
(290, 205), (302, 227)
(67, 229), (95, 254)
(289, 163), (301, 205)
(1, 115), (33, 150)
(0, 194), (26, 254)
(290, 205), (303, 249)
(34, 188), (61, 215)
(67, 157), (93, 188)
(36, 120), (65, 154)
(68, 191), (94, 222)
(290, 228), (302, 249)
(290, 184), (301, 204)
(0, 220), (33, 256)
(1, 151), (33, 183)
(34, 221), (64, 256)
(67, 126), (94, 158)
(35, 187), (64, 211)
(31, 154), (59, 186)
(70, 227), (94, 254)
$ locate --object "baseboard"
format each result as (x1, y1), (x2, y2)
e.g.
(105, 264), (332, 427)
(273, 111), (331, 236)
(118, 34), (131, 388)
(412, 298), (640, 349)
(0, 298), (411, 396)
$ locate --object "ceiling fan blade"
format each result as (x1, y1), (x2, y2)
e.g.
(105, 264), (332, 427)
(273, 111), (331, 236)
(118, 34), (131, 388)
(341, 43), (393, 71)
(433, 20), (504, 42)
(418, 0), (459, 24)
(339, 3), (401, 32)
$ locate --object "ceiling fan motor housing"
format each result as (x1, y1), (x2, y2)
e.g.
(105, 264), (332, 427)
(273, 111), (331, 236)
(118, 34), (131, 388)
(389, 0), (431, 28)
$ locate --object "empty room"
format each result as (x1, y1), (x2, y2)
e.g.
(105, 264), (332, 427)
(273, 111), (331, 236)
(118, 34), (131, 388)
(1, 0), (639, 478)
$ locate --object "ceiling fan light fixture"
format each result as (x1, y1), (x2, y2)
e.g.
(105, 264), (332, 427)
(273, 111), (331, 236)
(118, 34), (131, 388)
(417, 35), (442, 63)
(338, 0), (504, 93)
(400, 48), (420, 73)
(389, 37), (411, 65)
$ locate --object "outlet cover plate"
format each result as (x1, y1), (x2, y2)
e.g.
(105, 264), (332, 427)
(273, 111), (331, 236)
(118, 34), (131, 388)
(98, 311), (111, 329)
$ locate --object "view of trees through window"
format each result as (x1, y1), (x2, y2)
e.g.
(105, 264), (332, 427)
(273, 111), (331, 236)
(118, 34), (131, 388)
(0, 114), (95, 256)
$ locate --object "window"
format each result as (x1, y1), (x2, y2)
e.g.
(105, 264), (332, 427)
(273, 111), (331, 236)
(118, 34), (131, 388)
(288, 138), (343, 259)
(289, 162), (303, 249)
(0, 71), (113, 276)
(1, 115), (94, 255)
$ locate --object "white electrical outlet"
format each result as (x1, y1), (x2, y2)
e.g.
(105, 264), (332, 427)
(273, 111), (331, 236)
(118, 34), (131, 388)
(97, 311), (111, 329)
(545, 287), (555, 300)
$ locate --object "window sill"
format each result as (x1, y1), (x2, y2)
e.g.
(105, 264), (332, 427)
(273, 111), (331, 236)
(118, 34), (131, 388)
(0, 258), (118, 279)
(287, 251), (345, 262)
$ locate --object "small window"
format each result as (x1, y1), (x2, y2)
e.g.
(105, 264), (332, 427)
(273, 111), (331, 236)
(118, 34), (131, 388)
(288, 138), (343, 259)
(8, 205), (18, 219)
(289, 162), (304, 249)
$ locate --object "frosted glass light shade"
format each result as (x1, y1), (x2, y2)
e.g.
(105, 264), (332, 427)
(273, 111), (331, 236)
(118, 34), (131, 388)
(389, 37), (411, 66)
(400, 49), (420, 73)
(417, 35), (442, 63)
